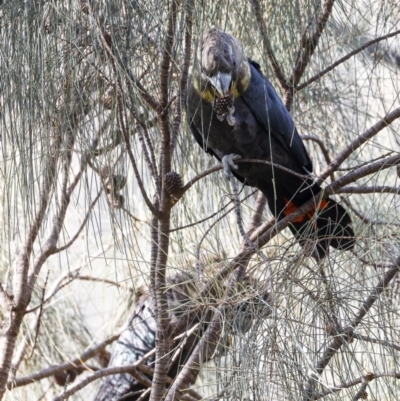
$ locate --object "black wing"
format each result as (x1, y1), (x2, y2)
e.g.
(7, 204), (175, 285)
(187, 83), (222, 162)
(187, 84), (248, 185)
(243, 60), (313, 173)
(94, 294), (156, 401)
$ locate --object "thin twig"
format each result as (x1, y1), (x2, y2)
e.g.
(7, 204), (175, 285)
(302, 255), (400, 400)
(9, 332), (121, 389)
(317, 107), (400, 185)
(227, 169), (270, 281)
(50, 190), (103, 255)
(250, 0), (288, 90)
(314, 372), (400, 399)
(286, 0), (336, 109)
(136, 121), (160, 195)
(338, 185), (400, 195)
(26, 246), (113, 314)
(115, 89), (161, 218)
(171, 0), (194, 154)
(171, 190), (256, 233)
(301, 135), (334, 180)
(297, 29), (400, 90)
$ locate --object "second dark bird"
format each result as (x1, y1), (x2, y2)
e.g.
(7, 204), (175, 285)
(187, 27), (355, 258)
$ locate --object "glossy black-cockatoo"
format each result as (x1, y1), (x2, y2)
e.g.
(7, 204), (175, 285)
(93, 273), (202, 401)
(187, 27), (355, 258)
(93, 271), (269, 401)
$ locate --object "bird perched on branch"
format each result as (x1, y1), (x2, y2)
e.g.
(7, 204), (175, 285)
(93, 273), (202, 401)
(187, 27), (355, 258)
(93, 271), (269, 400)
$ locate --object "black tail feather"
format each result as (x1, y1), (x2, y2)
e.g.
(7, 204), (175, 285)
(289, 198), (355, 257)
(266, 192), (355, 258)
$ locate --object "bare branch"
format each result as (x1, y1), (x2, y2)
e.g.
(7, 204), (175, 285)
(338, 185), (400, 195)
(353, 334), (400, 352)
(297, 29), (400, 90)
(302, 255), (400, 400)
(286, 0), (336, 108)
(9, 332), (121, 389)
(317, 107), (400, 185)
(301, 135), (333, 179)
(26, 246), (113, 314)
(249, 0), (288, 90)
(50, 190), (103, 255)
(171, 190), (256, 233)
(51, 364), (152, 401)
(315, 371), (400, 399)
(150, 4), (179, 400)
(171, 0), (194, 154)
(116, 93), (161, 218)
(243, 191), (268, 237)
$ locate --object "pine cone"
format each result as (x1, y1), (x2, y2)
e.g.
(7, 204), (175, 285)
(214, 93), (234, 116)
(165, 171), (183, 196)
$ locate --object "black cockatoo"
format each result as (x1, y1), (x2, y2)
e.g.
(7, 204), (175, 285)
(93, 271), (269, 400)
(93, 273), (202, 401)
(187, 27), (355, 258)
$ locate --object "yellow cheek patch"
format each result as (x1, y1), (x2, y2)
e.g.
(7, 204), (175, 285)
(201, 89), (215, 103)
(193, 76), (216, 103)
(193, 74), (248, 102)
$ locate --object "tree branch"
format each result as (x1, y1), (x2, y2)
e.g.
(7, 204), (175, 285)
(302, 255), (400, 400)
(317, 107), (400, 185)
(297, 29), (400, 90)
(9, 332), (121, 389)
(171, 0), (193, 155)
(250, 0), (288, 90)
(164, 313), (223, 401)
(49, 190), (103, 255)
(151, 2), (178, 400)
(51, 364), (152, 401)
(116, 92), (161, 218)
(286, 0), (336, 109)
(338, 185), (400, 195)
